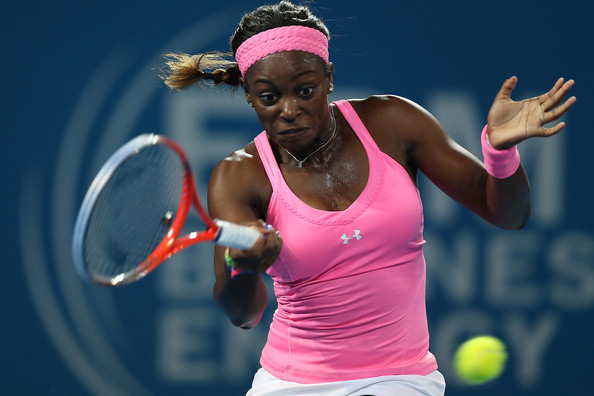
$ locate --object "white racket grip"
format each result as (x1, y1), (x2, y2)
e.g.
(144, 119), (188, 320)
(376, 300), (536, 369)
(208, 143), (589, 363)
(214, 219), (262, 250)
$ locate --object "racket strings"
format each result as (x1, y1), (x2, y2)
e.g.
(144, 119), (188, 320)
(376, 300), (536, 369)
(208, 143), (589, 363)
(83, 143), (184, 283)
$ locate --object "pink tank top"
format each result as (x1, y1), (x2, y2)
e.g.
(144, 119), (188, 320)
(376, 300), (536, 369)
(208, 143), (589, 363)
(254, 100), (437, 383)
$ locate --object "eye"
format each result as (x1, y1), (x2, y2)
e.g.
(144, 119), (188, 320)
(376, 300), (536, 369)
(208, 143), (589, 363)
(259, 93), (277, 105)
(299, 87), (314, 97)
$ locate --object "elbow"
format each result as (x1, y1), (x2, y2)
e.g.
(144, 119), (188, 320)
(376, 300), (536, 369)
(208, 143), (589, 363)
(228, 308), (264, 329)
(517, 206), (531, 229)
(232, 316), (261, 330)
(497, 201), (531, 230)
(512, 197), (531, 229)
(514, 204), (531, 230)
(214, 290), (265, 330)
(213, 275), (267, 330)
(217, 306), (262, 330)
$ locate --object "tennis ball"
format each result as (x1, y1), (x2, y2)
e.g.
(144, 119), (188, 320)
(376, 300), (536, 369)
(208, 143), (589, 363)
(454, 336), (508, 385)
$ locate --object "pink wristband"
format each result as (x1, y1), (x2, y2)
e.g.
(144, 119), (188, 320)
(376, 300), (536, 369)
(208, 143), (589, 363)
(224, 247), (254, 279)
(481, 125), (521, 179)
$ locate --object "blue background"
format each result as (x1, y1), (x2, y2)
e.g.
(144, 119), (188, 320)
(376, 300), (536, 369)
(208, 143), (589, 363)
(3, 1), (593, 395)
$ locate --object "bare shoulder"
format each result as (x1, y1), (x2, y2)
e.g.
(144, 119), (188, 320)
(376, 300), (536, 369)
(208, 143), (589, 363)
(346, 95), (445, 170)
(214, 141), (262, 174)
(349, 95), (440, 135)
(210, 141), (270, 192)
(208, 141), (272, 222)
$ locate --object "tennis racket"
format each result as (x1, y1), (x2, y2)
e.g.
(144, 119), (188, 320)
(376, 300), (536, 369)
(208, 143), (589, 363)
(72, 134), (261, 286)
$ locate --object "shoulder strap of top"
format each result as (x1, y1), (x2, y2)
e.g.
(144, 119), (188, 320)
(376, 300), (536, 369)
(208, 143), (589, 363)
(254, 131), (283, 191)
(333, 99), (382, 163)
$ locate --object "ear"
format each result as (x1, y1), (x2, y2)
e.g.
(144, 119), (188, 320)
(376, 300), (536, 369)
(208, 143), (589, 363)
(325, 62), (334, 94)
(241, 77), (254, 107)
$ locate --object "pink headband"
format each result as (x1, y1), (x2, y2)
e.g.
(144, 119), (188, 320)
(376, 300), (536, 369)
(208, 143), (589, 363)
(235, 25), (329, 77)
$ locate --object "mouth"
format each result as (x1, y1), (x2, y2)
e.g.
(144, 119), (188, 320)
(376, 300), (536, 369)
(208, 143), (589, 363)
(279, 127), (308, 135)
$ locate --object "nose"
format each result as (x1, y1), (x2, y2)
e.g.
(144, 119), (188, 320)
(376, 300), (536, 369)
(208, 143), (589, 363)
(279, 97), (299, 122)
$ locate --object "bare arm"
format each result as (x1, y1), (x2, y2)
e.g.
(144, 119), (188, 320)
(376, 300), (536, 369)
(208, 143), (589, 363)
(207, 146), (281, 329)
(408, 103), (532, 229)
(363, 78), (574, 229)
(407, 77), (574, 228)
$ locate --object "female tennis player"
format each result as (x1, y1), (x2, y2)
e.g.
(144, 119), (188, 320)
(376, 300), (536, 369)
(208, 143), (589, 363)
(159, 1), (576, 394)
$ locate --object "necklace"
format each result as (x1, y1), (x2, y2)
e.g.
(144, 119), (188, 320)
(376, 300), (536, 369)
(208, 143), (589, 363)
(284, 109), (337, 168)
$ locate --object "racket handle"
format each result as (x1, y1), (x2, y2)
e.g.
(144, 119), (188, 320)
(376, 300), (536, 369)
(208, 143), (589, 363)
(214, 219), (262, 250)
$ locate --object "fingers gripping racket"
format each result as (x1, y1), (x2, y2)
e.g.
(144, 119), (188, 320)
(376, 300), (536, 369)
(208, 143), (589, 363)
(72, 134), (261, 286)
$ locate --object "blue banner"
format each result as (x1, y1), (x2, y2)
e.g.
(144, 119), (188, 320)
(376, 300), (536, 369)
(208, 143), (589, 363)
(5, 1), (593, 395)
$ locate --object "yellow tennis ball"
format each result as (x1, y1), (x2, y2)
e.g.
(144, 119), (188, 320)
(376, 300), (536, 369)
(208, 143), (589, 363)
(454, 336), (508, 385)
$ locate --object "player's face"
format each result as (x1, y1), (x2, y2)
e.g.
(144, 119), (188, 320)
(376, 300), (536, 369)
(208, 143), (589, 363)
(242, 51), (334, 153)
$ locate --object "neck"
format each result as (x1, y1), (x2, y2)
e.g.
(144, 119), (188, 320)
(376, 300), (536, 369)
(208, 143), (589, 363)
(284, 108), (337, 168)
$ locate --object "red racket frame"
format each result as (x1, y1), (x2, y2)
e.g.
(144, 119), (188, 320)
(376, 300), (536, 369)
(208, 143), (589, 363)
(137, 135), (220, 279)
(73, 134), (261, 286)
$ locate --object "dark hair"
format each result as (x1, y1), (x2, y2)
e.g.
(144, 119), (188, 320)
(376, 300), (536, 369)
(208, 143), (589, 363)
(160, 1), (329, 90)
(230, 1), (329, 54)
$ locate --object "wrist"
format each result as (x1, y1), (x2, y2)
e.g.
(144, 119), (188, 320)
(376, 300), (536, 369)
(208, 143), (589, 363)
(224, 247), (255, 279)
(481, 124), (521, 179)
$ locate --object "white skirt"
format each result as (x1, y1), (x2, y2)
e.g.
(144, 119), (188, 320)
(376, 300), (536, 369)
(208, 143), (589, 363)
(246, 368), (446, 396)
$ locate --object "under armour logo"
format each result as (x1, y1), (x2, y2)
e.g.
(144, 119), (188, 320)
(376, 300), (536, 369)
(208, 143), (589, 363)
(341, 230), (362, 244)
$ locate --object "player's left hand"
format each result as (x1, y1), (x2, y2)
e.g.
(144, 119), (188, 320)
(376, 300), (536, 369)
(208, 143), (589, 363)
(486, 76), (576, 149)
